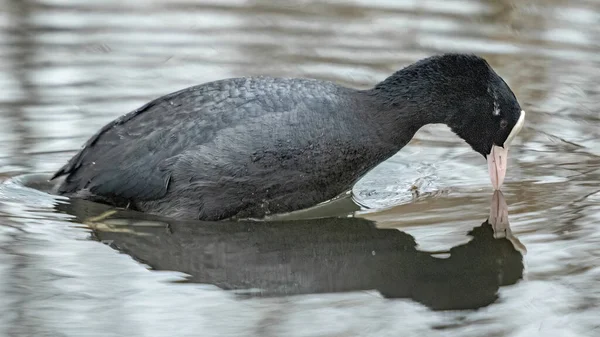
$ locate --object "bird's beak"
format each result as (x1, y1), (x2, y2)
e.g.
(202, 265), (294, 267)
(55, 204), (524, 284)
(487, 110), (525, 190)
(487, 145), (508, 190)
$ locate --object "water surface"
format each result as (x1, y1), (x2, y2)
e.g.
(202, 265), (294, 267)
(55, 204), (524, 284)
(1, 0), (599, 336)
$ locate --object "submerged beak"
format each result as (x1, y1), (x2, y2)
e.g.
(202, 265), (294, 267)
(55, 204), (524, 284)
(486, 110), (525, 190)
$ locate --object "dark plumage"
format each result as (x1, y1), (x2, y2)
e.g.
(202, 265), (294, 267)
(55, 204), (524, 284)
(52, 54), (523, 220)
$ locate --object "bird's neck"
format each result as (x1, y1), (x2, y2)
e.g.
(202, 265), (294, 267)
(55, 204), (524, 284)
(360, 71), (454, 148)
(369, 70), (451, 123)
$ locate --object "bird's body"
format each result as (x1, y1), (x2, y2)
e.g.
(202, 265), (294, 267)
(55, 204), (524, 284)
(53, 54), (524, 220)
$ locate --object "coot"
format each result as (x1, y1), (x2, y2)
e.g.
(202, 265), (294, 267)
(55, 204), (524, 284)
(52, 54), (525, 221)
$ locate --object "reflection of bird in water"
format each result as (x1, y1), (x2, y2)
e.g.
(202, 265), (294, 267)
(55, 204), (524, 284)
(60, 191), (524, 311)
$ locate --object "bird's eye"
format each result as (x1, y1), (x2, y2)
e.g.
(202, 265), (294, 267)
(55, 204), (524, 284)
(500, 119), (508, 129)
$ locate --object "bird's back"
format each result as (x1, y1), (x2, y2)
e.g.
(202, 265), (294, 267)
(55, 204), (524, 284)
(53, 76), (372, 218)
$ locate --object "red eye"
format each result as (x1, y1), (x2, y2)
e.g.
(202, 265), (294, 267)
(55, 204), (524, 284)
(500, 119), (508, 128)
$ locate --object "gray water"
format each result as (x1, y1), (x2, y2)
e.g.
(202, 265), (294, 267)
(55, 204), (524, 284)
(1, 0), (599, 336)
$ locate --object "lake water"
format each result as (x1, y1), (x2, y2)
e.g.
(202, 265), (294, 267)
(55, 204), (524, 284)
(1, 0), (599, 336)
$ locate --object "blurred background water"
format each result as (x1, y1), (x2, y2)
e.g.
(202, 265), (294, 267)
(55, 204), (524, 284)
(0, 0), (599, 336)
